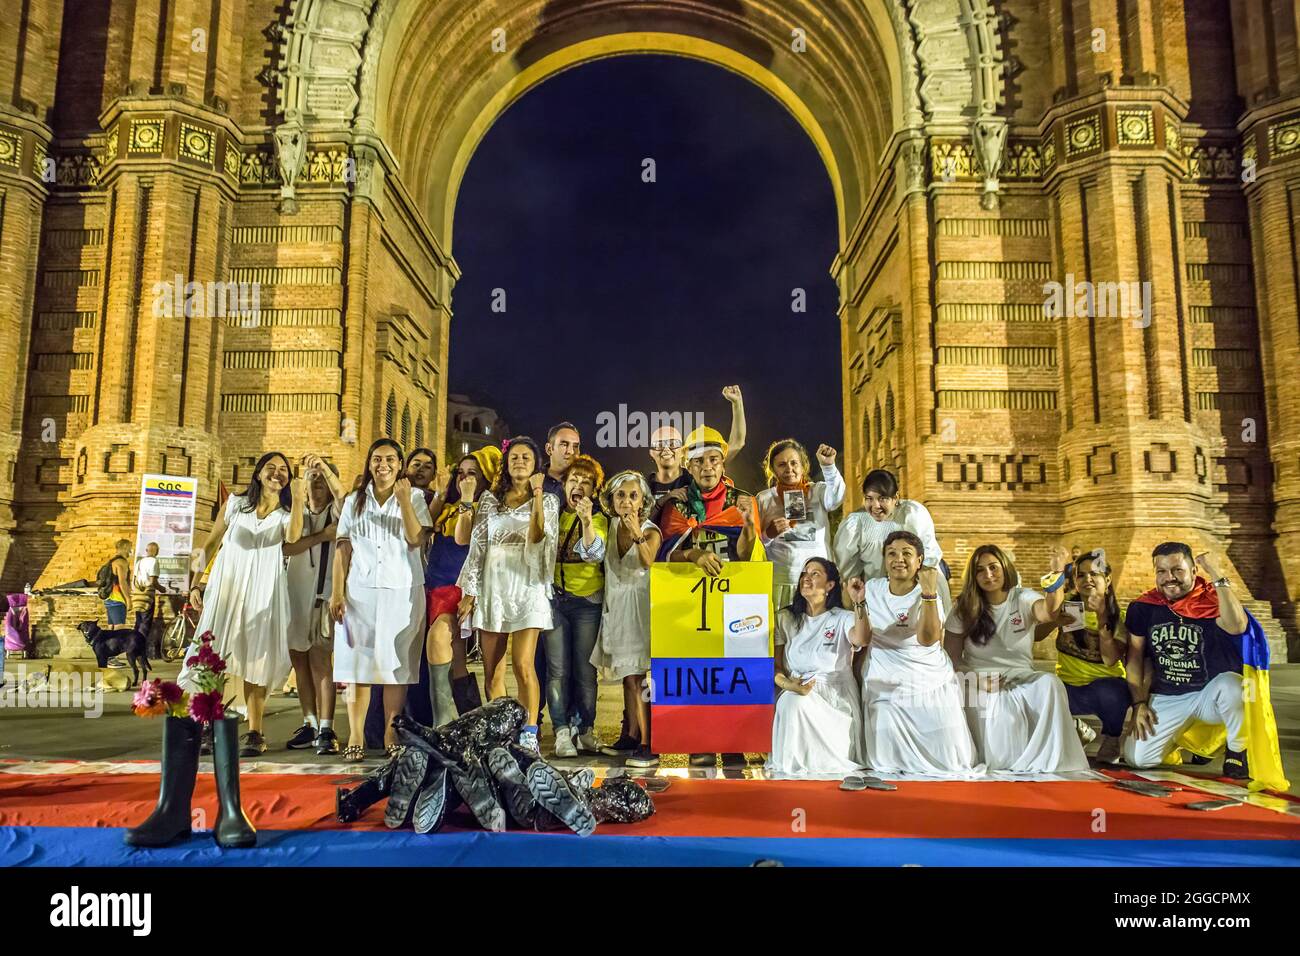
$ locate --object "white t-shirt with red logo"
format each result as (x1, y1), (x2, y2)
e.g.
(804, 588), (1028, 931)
(863, 577), (954, 692)
(945, 585), (1043, 677)
(775, 606), (856, 681)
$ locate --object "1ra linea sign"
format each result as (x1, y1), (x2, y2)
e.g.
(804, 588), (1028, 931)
(649, 562), (774, 754)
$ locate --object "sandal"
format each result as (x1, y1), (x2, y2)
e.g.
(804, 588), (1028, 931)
(386, 743), (404, 760)
(342, 745), (365, 763)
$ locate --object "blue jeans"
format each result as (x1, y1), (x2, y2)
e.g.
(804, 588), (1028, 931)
(543, 594), (601, 733)
(1065, 676), (1130, 737)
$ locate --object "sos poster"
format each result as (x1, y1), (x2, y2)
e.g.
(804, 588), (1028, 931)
(134, 474), (199, 594)
(649, 562), (774, 754)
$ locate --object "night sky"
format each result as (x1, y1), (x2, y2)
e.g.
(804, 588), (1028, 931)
(449, 54), (841, 492)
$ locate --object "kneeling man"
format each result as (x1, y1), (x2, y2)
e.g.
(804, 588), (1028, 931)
(1123, 543), (1248, 779)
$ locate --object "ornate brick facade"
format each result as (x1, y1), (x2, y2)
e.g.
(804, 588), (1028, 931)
(0, 1), (1297, 660)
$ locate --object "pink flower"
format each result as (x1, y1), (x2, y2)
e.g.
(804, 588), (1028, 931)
(131, 679), (163, 716)
(189, 690), (225, 723)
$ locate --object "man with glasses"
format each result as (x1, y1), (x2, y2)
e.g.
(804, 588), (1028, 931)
(646, 385), (747, 508)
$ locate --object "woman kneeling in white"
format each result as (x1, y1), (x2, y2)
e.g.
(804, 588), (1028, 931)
(943, 544), (1088, 773)
(767, 557), (868, 776)
(330, 439), (433, 761)
(859, 531), (982, 776)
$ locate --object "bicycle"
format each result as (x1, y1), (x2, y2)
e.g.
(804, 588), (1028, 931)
(161, 603), (197, 662)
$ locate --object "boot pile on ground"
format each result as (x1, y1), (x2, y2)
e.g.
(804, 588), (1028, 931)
(336, 698), (656, 836)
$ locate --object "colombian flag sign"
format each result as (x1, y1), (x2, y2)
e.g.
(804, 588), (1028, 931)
(649, 562), (775, 754)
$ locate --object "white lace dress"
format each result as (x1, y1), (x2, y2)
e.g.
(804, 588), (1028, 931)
(591, 519), (656, 680)
(458, 490), (559, 633)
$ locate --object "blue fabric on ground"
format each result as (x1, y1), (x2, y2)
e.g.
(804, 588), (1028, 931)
(3, 827), (1298, 867)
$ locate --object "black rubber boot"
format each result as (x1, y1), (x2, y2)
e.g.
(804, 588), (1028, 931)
(212, 717), (257, 848)
(451, 674), (483, 716)
(336, 759), (396, 824)
(429, 662), (457, 728)
(124, 716), (201, 847)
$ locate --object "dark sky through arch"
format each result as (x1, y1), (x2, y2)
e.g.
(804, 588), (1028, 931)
(449, 53), (841, 492)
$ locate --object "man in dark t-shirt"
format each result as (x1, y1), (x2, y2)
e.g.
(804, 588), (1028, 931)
(1122, 542), (1249, 778)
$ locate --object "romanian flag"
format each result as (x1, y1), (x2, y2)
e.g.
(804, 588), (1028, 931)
(1135, 579), (1289, 793)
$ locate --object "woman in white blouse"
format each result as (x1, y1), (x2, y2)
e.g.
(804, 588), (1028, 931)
(943, 544), (1088, 773)
(457, 436), (559, 753)
(834, 468), (945, 592)
(330, 439), (433, 761)
(755, 440), (844, 609)
(859, 530), (982, 776)
(767, 557), (868, 777)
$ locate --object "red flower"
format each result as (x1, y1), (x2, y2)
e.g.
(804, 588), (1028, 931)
(198, 630), (215, 644)
(159, 681), (183, 703)
(189, 690), (225, 723)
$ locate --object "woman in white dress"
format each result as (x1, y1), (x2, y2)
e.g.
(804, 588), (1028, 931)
(756, 440), (844, 608)
(329, 439), (433, 761)
(943, 544), (1089, 773)
(860, 530), (982, 776)
(767, 557), (868, 777)
(591, 471), (662, 768)
(188, 451), (304, 756)
(457, 436), (559, 752)
(834, 469), (948, 603)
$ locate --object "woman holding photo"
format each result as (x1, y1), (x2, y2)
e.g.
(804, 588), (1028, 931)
(187, 451), (304, 756)
(457, 437), (559, 752)
(330, 439), (433, 761)
(756, 440), (844, 608)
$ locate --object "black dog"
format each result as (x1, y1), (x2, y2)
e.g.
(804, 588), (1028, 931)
(79, 620), (151, 688)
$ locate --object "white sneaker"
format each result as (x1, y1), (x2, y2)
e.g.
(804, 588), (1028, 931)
(553, 726), (577, 758)
(519, 729), (540, 754)
(1074, 717), (1097, 747)
(574, 729), (602, 754)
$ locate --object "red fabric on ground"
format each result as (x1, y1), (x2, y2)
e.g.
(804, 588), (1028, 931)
(2, 771), (1297, 840)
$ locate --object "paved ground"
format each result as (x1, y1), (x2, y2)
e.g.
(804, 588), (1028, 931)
(2, 656), (1298, 790)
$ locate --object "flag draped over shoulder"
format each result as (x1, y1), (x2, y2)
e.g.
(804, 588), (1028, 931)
(656, 493), (766, 563)
(1133, 578), (1289, 793)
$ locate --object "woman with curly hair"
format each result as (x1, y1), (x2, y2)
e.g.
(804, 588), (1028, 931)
(542, 453), (609, 757)
(755, 439), (844, 609)
(457, 436), (559, 753)
(591, 470), (662, 768)
(943, 543), (1088, 773)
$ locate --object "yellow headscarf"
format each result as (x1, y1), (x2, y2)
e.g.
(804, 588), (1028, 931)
(435, 445), (503, 534)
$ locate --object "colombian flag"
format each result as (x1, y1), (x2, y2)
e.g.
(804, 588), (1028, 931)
(1137, 579), (1289, 793)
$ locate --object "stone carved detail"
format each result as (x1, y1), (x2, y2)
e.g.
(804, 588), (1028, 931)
(888, 0), (926, 130)
(1116, 107), (1155, 146)
(973, 116), (1007, 208)
(274, 122), (307, 209)
(275, 0), (376, 128)
(900, 138), (927, 191)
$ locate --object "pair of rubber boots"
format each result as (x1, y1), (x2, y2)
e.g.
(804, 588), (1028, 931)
(124, 716), (257, 849)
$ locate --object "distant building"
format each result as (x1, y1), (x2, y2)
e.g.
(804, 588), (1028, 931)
(446, 393), (509, 461)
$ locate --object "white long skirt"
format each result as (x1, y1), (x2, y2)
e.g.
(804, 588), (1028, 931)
(472, 543), (553, 633)
(334, 582), (423, 685)
(863, 660), (982, 777)
(964, 670), (1089, 773)
(767, 674), (863, 777)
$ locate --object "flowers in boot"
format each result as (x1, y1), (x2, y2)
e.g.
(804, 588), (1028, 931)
(181, 630), (231, 723)
(131, 678), (186, 718)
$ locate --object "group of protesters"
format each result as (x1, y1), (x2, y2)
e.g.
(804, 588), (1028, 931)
(168, 383), (1261, 783)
